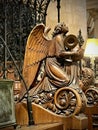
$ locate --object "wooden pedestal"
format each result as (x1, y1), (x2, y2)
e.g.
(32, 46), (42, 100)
(15, 102), (88, 130)
(85, 103), (98, 130)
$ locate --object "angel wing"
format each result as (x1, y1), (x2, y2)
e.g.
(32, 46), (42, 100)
(20, 24), (55, 97)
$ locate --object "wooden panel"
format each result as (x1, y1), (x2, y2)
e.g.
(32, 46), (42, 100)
(15, 102), (28, 126)
(1, 123), (63, 130)
(15, 102), (88, 130)
(85, 103), (98, 130)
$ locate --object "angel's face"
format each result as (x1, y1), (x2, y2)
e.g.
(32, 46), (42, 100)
(61, 23), (69, 34)
(54, 23), (69, 35)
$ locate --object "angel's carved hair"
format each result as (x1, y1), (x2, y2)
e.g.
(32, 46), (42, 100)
(52, 22), (69, 37)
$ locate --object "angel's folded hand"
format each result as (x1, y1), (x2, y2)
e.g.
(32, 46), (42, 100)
(59, 51), (75, 57)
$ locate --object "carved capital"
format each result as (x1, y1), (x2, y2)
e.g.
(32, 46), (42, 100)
(88, 9), (98, 21)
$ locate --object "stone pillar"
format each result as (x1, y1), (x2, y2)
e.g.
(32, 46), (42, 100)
(46, 0), (87, 45)
(87, 9), (98, 38)
(93, 10), (98, 38)
(86, 0), (98, 38)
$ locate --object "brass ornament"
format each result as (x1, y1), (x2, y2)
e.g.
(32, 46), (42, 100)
(64, 34), (78, 49)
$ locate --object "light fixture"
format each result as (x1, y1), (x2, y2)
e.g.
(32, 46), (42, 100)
(84, 38), (98, 78)
(84, 38), (98, 57)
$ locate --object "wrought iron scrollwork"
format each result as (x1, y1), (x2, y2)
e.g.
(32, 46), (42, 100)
(31, 0), (51, 24)
(0, 0), (51, 79)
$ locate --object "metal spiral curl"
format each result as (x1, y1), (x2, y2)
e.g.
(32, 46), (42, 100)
(85, 87), (98, 106)
(54, 87), (83, 116)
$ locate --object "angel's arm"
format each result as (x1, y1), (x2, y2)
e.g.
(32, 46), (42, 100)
(59, 45), (84, 61)
(53, 34), (78, 57)
(59, 51), (76, 57)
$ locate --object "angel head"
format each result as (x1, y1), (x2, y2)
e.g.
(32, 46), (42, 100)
(52, 22), (69, 37)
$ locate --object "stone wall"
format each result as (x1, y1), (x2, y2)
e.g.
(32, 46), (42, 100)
(46, 0), (87, 47)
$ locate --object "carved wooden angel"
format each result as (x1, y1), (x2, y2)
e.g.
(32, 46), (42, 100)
(19, 23), (84, 99)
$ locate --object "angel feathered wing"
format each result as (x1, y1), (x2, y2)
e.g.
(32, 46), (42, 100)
(20, 24), (56, 97)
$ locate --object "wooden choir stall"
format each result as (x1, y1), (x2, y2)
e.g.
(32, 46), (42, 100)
(0, 23), (98, 130)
